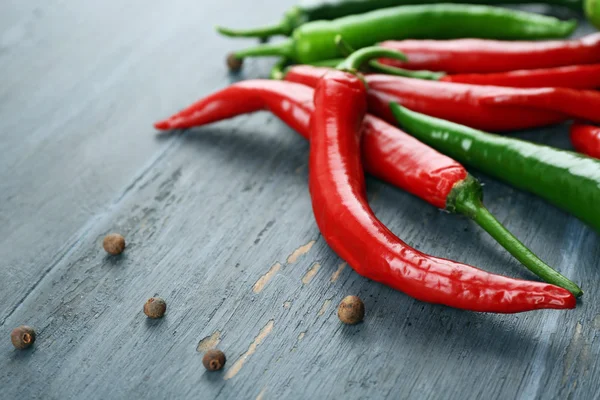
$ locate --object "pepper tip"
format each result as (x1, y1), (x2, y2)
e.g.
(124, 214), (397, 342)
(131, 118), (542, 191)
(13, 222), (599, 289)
(154, 120), (171, 130)
(215, 25), (234, 37)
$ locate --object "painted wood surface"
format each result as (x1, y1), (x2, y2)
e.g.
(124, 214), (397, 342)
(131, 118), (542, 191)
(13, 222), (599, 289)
(1, 1), (598, 399)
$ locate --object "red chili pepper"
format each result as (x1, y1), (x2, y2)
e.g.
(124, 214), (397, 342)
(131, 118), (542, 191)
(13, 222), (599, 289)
(155, 68), (577, 310)
(479, 87), (600, 124)
(441, 64), (600, 89)
(378, 33), (600, 74)
(154, 79), (462, 210)
(154, 80), (313, 135)
(284, 65), (600, 131)
(283, 65), (566, 131)
(308, 47), (574, 312)
(154, 79), (468, 209)
(570, 123), (600, 159)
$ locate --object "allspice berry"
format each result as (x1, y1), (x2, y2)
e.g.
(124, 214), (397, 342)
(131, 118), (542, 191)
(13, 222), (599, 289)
(338, 295), (365, 325)
(11, 326), (36, 350)
(203, 349), (226, 371)
(226, 53), (243, 72)
(103, 233), (125, 255)
(144, 297), (167, 319)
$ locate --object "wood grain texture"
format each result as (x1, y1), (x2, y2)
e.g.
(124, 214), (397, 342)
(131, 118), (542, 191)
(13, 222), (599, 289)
(1, 1), (599, 399)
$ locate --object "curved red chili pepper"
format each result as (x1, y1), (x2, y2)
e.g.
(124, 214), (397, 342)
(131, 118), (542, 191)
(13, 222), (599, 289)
(441, 64), (600, 89)
(154, 80), (463, 208)
(154, 80), (314, 135)
(154, 78), (577, 310)
(570, 123), (600, 159)
(310, 69), (574, 313)
(378, 33), (600, 74)
(284, 65), (567, 132)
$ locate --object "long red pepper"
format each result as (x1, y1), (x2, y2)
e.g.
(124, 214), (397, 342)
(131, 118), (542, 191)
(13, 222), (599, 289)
(308, 47), (574, 312)
(441, 64), (600, 89)
(378, 33), (600, 74)
(570, 123), (600, 159)
(154, 74), (584, 294)
(154, 75), (577, 309)
(154, 80), (463, 208)
(481, 87), (600, 121)
(283, 65), (600, 131)
(283, 65), (563, 131)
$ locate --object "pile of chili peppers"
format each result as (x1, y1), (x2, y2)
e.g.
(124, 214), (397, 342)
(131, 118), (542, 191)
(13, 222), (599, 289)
(154, 1), (600, 314)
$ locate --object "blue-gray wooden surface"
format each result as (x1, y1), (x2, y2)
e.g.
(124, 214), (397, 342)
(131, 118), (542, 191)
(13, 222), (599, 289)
(1, 1), (599, 399)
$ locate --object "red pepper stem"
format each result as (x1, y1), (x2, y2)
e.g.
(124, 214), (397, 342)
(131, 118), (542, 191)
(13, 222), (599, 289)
(335, 40), (408, 72)
(233, 40), (294, 60)
(447, 175), (583, 297)
(216, 7), (303, 38)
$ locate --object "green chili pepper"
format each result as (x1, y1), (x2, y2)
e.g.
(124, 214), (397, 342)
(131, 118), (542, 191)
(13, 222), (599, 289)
(585, 0), (600, 28)
(217, 0), (583, 39)
(229, 5), (577, 65)
(390, 103), (600, 234)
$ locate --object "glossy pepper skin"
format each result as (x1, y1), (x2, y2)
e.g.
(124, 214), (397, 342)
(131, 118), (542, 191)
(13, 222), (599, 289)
(283, 65), (567, 132)
(231, 5), (576, 65)
(309, 61), (575, 312)
(154, 81), (313, 135)
(155, 78), (582, 296)
(216, 0), (582, 39)
(442, 64), (600, 89)
(570, 123), (600, 159)
(390, 104), (600, 234)
(482, 87), (600, 124)
(379, 33), (600, 74)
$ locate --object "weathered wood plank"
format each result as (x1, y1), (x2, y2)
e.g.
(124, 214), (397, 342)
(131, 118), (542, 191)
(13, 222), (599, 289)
(1, 1), (599, 399)
(0, 0), (277, 324)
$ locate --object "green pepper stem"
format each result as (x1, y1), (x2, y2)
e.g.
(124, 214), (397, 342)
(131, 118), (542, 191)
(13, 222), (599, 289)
(335, 36), (355, 57)
(368, 61), (446, 81)
(585, 0), (600, 29)
(270, 58), (289, 80)
(233, 40), (294, 60)
(333, 36), (444, 80)
(216, 7), (304, 39)
(335, 37), (407, 71)
(216, 22), (291, 39)
(447, 175), (583, 297)
(310, 59), (343, 68)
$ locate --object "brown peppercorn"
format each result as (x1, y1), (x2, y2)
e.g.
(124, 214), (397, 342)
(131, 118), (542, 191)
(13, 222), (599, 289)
(338, 295), (365, 325)
(226, 53), (243, 72)
(103, 233), (125, 255)
(11, 326), (36, 350)
(203, 349), (226, 371)
(144, 297), (167, 319)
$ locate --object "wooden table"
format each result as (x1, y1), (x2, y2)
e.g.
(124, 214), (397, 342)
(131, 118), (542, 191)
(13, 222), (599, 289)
(1, 1), (598, 399)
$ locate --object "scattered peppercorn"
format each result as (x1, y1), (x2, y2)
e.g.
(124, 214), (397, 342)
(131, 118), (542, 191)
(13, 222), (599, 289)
(103, 233), (126, 255)
(227, 53), (243, 72)
(11, 326), (36, 350)
(338, 296), (365, 325)
(144, 297), (167, 319)
(203, 349), (226, 371)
